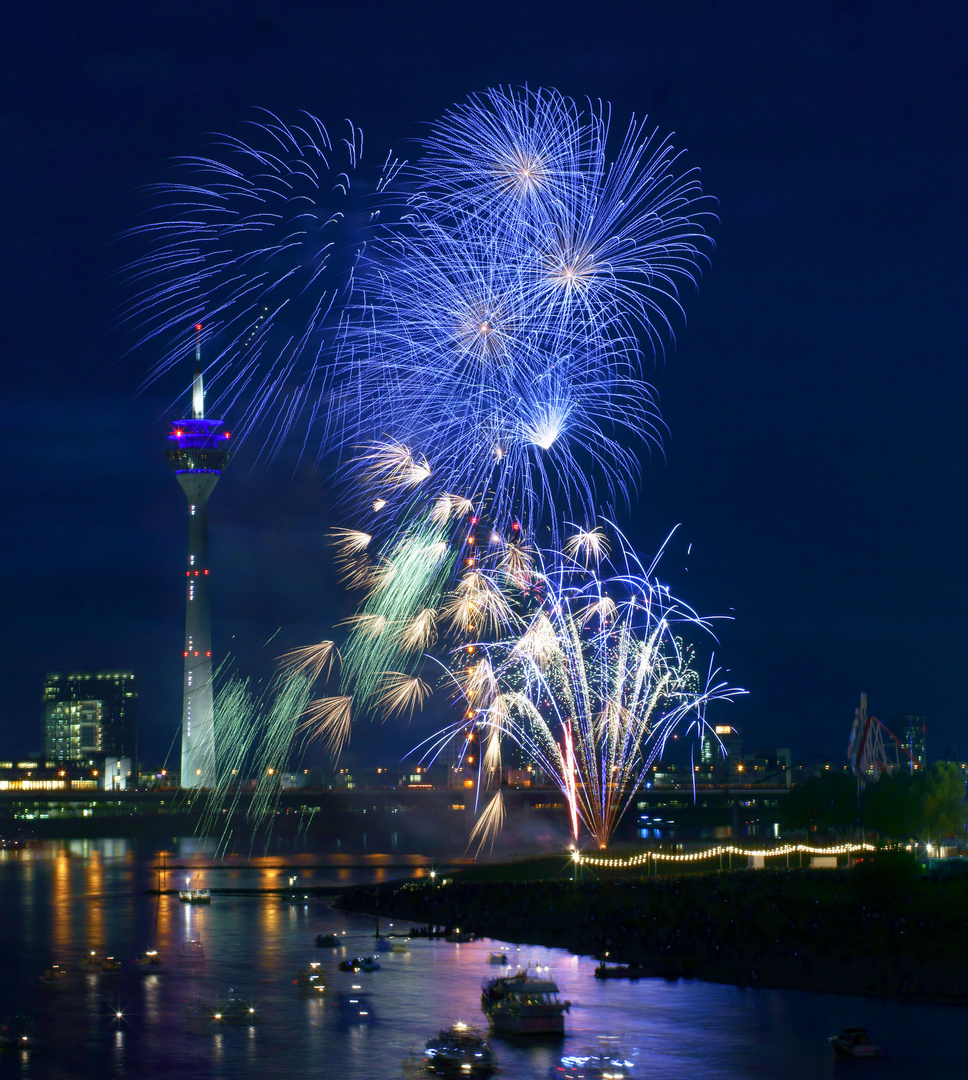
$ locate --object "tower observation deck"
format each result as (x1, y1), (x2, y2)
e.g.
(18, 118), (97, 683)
(165, 326), (231, 788)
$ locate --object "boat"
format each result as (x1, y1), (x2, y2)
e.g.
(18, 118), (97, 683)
(314, 933), (340, 948)
(594, 961), (651, 980)
(338, 955), (381, 972)
(555, 1039), (633, 1078)
(187, 994), (261, 1026)
(38, 964), (70, 989)
(828, 1028), (885, 1058)
(330, 990), (376, 1024)
(0, 1016), (36, 1050)
(375, 936), (393, 950)
(179, 939), (205, 961)
(486, 952), (508, 965)
(423, 1021), (497, 1075)
(178, 887), (211, 904)
(481, 970), (570, 1035)
(100, 956), (123, 975)
(391, 941), (411, 954)
(80, 950), (102, 973)
(445, 929), (475, 943)
(134, 949), (163, 971)
(293, 962), (326, 996)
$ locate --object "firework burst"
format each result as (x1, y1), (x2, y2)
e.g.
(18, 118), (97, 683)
(417, 527), (744, 850)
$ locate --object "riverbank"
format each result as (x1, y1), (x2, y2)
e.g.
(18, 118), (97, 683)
(335, 859), (968, 1004)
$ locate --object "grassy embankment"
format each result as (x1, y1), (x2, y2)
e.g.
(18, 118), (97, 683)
(335, 853), (968, 1003)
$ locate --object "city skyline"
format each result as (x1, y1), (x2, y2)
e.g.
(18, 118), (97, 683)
(2, 2), (967, 769)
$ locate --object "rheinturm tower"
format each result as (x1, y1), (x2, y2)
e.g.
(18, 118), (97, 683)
(165, 326), (231, 788)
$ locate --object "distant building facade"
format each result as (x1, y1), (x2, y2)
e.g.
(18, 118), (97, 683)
(43, 672), (138, 770)
(893, 713), (927, 769)
(700, 725), (742, 776)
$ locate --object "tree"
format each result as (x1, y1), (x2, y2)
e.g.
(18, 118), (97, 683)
(860, 762), (966, 841)
(782, 772), (858, 833)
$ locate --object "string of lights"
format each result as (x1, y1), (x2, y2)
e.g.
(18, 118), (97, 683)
(573, 842), (877, 868)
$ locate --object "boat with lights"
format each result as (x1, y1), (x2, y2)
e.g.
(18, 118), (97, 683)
(423, 1022), (497, 1075)
(330, 990), (376, 1024)
(481, 971), (570, 1035)
(338, 955), (381, 972)
(0, 1016), (37, 1050)
(134, 949), (163, 971)
(554, 1038), (633, 1079)
(178, 887), (211, 903)
(293, 963), (326, 996)
(38, 965), (70, 989)
(827, 1028), (884, 1058)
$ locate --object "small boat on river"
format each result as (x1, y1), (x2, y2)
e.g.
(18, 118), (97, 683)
(39, 965), (70, 989)
(134, 949), (163, 972)
(314, 933), (340, 948)
(481, 970), (570, 1035)
(178, 888), (211, 904)
(330, 990), (375, 1024)
(293, 962), (326, 996)
(423, 1021), (497, 1075)
(828, 1027), (885, 1058)
(338, 956), (381, 972)
(0, 1016), (37, 1050)
(554, 1038), (633, 1078)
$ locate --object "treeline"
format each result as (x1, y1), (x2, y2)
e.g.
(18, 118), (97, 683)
(782, 761), (965, 839)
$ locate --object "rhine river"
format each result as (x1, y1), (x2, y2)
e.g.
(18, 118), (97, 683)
(0, 840), (962, 1079)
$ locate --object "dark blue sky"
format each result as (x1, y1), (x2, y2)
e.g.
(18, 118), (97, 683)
(2, 1), (967, 768)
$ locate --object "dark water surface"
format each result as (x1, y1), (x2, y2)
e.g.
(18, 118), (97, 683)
(0, 840), (962, 1079)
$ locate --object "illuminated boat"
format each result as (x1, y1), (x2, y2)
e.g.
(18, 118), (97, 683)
(134, 949), (164, 971)
(314, 933), (340, 948)
(0, 1016), (37, 1049)
(828, 1028), (884, 1058)
(38, 965), (70, 989)
(79, 950), (101, 973)
(330, 990), (376, 1024)
(445, 929), (475, 943)
(423, 1021), (497, 1075)
(338, 955), (381, 972)
(100, 956), (123, 975)
(486, 952), (508, 965)
(187, 994), (261, 1026)
(293, 962), (326, 996)
(481, 971), (570, 1035)
(555, 1039), (633, 1078)
(178, 888), (211, 903)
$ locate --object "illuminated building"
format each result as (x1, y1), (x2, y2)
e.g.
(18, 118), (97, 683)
(43, 671), (138, 767)
(700, 724), (743, 776)
(894, 714), (926, 770)
(165, 328), (231, 788)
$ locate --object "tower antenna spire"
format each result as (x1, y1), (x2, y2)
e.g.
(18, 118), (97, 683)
(192, 323), (205, 419)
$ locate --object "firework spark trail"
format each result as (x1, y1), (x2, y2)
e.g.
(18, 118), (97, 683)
(124, 111), (400, 460)
(326, 87), (710, 534)
(414, 527), (744, 849)
(195, 668), (316, 857)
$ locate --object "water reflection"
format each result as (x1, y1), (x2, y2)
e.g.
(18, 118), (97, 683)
(0, 847), (964, 1080)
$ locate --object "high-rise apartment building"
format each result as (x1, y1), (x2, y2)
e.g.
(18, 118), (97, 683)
(43, 671), (138, 765)
(700, 724), (743, 775)
(894, 713), (927, 770)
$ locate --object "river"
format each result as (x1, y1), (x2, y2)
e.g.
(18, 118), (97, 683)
(0, 839), (961, 1079)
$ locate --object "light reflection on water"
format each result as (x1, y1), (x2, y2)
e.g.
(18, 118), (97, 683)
(0, 840), (962, 1080)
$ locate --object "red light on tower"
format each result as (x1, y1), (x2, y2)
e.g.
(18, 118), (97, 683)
(194, 323), (203, 332)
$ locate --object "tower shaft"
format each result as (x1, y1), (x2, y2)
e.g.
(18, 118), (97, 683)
(178, 479), (217, 787)
(166, 352), (230, 789)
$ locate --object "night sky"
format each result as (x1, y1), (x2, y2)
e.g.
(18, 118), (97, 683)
(3, 1), (967, 770)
